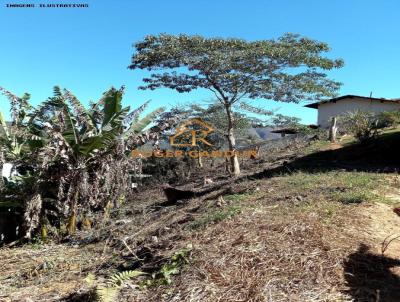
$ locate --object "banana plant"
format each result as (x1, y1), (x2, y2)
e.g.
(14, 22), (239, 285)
(0, 90), (43, 160)
(0, 89), (43, 187)
(1, 85), (183, 240)
(22, 86), (171, 237)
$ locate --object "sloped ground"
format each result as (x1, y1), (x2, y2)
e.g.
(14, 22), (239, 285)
(1, 133), (400, 302)
(126, 172), (400, 302)
(0, 243), (103, 301)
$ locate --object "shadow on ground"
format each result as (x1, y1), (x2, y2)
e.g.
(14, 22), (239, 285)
(250, 131), (400, 179)
(245, 132), (400, 301)
(343, 244), (400, 302)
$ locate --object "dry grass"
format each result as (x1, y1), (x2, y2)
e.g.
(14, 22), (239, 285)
(2, 138), (400, 302)
(126, 171), (400, 302)
(145, 216), (351, 301)
(143, 169), (396, 301)
(0, 243), (106, 301)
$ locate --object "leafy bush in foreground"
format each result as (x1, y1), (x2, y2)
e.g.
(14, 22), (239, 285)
(340, 110), (386, 142)
(378, 110), (400, 128)
(0, 86), (178, 241)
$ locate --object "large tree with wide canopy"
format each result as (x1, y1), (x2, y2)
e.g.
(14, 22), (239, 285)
(129, 33), (343, 176)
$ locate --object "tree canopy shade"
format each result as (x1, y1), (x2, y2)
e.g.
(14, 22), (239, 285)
(129, 33), (344, 176)
(128, 33), (343, 104)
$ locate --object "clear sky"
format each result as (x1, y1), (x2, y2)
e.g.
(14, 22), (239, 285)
(1, 0), (400, 124)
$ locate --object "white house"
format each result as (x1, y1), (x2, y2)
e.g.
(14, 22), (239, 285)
(305, 95), (400, 128)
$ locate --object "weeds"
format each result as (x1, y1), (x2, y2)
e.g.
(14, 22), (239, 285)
(334, 191), (372, 204)
(224, 192), (253, 202)
(86, 270), (145, 302)
(187, 206), (241, 230)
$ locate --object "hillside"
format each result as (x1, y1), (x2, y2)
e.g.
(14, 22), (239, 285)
(1, 131), (400, 302)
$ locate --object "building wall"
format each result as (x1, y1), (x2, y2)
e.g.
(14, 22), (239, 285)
(318, 97), (400, 128)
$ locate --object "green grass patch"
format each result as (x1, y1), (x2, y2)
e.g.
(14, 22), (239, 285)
(277, 171), (389, 204)
(282, 171), (380, 191)
(224, 192), (253, 202)
(333, 191), (373, 204)
(187, 205), (241, 230)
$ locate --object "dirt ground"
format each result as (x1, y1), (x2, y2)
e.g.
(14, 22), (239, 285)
(1, 138), (400, 302)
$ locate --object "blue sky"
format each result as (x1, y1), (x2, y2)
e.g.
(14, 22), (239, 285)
(1, 0), (400, 124)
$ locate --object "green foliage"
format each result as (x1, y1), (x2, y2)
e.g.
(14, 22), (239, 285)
(106, 270), (145, 287)
(378, 110), (400, 128)
(0, 85), (177, 241)
(129, 33), (343, 104)
(186, 102), (262, 148)
(266, 112), (326, 138)
(189, 102), (254, 132)
(0, 89), (41, 160)
(339, 110), (385, 142)
(239, 102), (275, 118)
(188, 206), (241, 230)
(270, 113), (301, 128)
(129, 33), (343, 175)
(333, 191), (372, 204)
(125, 107), (165, 135)
(224, 192), (253, 202)
(281, 171), (387, 204)
(95, 287), (118, 302)
(86, 270), (145, 302)
(143, 244), (192, 287)
(158, 249), (189, 285)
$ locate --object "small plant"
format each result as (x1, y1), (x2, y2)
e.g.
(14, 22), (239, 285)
(157, 247), (191, 285)
(141, 244), (192, 287)
(333, 191), (371, 204)
(85, 270), (145, 302)
(188, 206), (241, 230)
(86, 245), (192, 300)
(224, 192), (252, 202)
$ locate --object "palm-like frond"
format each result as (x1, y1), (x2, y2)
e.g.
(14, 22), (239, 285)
(102, 87), (123, 128)
(126, 107), (165, 135)
(124, 100), (150, 126)
(0, 87), (31, 125)
(33, 96), (79, 147)
(107, 270), (145, 286)
(53, 86), (63, 97)
(0, 111), (10, 140)
(61, 104), (79, 146)
(1, 85), (179, 241)
(63, 89), (90, 119)
(63, 89), (97, 138)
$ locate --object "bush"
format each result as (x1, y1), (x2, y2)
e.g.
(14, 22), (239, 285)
(0, 86), (179, 241)
(378, 110), (400, 128)
(339, 110), (383, 142)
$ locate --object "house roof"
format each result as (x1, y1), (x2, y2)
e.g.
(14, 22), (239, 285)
(304, 95), (400, 109)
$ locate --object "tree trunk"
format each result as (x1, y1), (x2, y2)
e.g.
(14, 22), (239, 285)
(224, 104), (241, 176)
(23, 193), (42, 239)
(197, 146), (203, 168)
(67, 190), (79, 235)
(329, 117), (338, 143)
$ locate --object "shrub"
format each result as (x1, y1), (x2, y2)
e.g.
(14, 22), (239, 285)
(339, 110), (384, 142)
(378, 110), (400, 128)
(0, 86), (180, 241)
